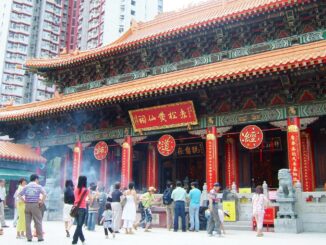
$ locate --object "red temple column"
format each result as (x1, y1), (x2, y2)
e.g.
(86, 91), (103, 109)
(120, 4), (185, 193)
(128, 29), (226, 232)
(72, 141), (83, 184)
(287, 117), (302, 184)
(121, 136), (133, 188)
(300, 129), (316, 191)
(100, 158), (108, 187)
(206, 127), (219, 192)
(146, 143), (158, 190)
(225, 135), (239, 189)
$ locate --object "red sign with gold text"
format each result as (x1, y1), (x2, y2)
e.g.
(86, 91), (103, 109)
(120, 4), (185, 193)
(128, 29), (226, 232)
(206, 127), (218, 191)
(94, 141), (108, 160)
(157, 134), (176, 157)
(129, 101), (198, 132)
(301, 132), (314, 191)
(240, 125), (263, 150)
(287, 118), (301, 184)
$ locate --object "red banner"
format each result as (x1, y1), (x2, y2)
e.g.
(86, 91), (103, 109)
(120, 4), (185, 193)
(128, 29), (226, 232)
(121, 136), (133, 188)
(146, 143), (158, 189)
(72, 141), (82, 184)
(129, 101), (198, 132)
(157, 134), (176, 157)
(240, 125), (263, 150)
(94, 141), (108, 160)
(287, 118), (301, 184)
(206, 127), (219, 191)
(301, 130), (315, 191)
(225, 136), (238, 189)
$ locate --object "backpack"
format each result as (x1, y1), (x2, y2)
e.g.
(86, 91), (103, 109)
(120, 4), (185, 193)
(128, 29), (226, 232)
(163, 188), (173, 205)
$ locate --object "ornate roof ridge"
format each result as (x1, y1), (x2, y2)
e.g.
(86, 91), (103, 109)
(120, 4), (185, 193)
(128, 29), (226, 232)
(5, 41), (326, 121)
(26, 0), (312, 69)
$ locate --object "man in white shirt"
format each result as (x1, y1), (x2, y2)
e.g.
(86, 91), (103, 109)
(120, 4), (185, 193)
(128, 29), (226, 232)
(0, 179), (8, 228)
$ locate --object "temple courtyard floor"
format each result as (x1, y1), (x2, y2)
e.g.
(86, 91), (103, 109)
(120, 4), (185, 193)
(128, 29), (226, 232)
(1, 221), (325, 245)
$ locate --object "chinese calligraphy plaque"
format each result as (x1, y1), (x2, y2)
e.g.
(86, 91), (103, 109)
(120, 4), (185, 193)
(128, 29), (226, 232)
(239, 125), (263, 150)
(129, 101), (198, 132)
(94, 141), (108, 160)
(157, 134), (176, 157)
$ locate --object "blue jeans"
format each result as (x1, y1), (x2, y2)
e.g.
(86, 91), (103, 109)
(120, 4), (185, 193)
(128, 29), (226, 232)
(189, 205), (200, 231)
(174, 201), (186, 232)
(87, 211), (97, 231)
(72, 208), (86, 244)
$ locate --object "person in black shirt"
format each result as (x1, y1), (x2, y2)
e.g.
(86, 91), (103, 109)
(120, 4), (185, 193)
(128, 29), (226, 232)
(63, 180), (75, 237)
(110, 182), (123, 233)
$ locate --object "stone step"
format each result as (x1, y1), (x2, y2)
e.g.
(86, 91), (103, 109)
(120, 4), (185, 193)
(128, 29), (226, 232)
(224, 221), (253, 231)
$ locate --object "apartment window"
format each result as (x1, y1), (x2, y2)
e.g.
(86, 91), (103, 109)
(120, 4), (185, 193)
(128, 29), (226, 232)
(120, 15), (124, 21)
(131, 10), (135, 16)
(120, 5), (125, 11)
(131, 0), (136, 6)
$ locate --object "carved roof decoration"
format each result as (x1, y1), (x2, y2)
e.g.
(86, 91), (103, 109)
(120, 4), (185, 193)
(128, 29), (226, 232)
(26, 0), (312, 70)
(0, 41), (325, 122)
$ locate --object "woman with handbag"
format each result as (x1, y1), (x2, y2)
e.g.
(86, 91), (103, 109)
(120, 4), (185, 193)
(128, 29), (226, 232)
(252, 185), (269, 237)
(72, 176), (91, 245)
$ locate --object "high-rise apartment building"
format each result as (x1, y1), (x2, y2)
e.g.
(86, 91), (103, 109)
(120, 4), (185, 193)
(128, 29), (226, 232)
(0, 0), (163, 104)
(0, 0), (62, 104)
(77, 0), (163, 50)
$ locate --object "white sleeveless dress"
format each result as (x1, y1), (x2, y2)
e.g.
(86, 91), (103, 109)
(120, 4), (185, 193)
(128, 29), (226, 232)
(122, 195), (136, 228)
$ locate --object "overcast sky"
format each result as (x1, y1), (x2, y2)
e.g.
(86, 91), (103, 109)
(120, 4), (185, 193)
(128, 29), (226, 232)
(163, 0), (207, 12)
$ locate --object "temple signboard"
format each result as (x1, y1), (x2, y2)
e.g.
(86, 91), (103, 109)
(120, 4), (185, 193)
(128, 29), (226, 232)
(129, 101), (198, 133)
(240, 125), (263, 150)
(175, 142), (204, 158)
(157, 134), (176, 157)
(94, 141), (108, 160)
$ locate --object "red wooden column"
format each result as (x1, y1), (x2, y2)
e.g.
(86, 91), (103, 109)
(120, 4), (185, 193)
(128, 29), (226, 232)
(287, 117), (302, 184)
(100, 158), (108, 187)
(225, 135), (239, 189)
(121, 136), (133, 188)
(300, 129), (316, 191)
(146, 143), (158, 190)
(72, 141), (83, 184)
(206, 127), (219, 191)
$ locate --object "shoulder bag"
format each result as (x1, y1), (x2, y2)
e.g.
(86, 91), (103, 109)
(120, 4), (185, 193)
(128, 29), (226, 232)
(70, 189), (87, 218)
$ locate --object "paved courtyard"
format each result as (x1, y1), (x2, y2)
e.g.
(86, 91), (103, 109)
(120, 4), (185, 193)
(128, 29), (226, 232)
(1, 221), (325, 245)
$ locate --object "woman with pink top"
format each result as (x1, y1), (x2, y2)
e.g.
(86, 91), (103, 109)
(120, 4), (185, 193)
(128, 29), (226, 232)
(72, 176), (92, 245)
(252, 185), (269, 237)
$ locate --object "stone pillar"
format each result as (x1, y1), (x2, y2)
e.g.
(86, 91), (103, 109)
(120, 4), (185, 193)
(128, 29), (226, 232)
(287, 117), (302, 184)
(225, 135), (238, 190)
(300, 129), (316, 191)
(206, 127), (219, 191)
(121, 136), (133, 188)
(72, 141), (83, 184)
(146, 143), (158, 190)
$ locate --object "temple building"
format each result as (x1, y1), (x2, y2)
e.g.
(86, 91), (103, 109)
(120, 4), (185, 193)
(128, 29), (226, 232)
(0, 0), (325, 194)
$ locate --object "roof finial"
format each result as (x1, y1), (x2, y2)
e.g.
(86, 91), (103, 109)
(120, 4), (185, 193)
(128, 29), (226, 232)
(130, 19), (139, 31)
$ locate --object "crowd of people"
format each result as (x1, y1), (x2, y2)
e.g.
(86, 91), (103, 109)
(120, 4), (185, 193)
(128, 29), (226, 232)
(0, 175), (272, 243)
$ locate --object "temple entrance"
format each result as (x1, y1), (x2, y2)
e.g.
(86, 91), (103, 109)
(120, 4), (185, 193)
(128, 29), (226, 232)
(236, 124), (287, 188)
(162, 155), (205, 191)
(159, 133), (205, 192)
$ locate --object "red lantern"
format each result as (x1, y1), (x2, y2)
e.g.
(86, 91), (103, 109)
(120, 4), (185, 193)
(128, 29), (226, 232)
(94, 141), (108, 160)
(157, 134), (176, 157)
(240, 125), (263, 150)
